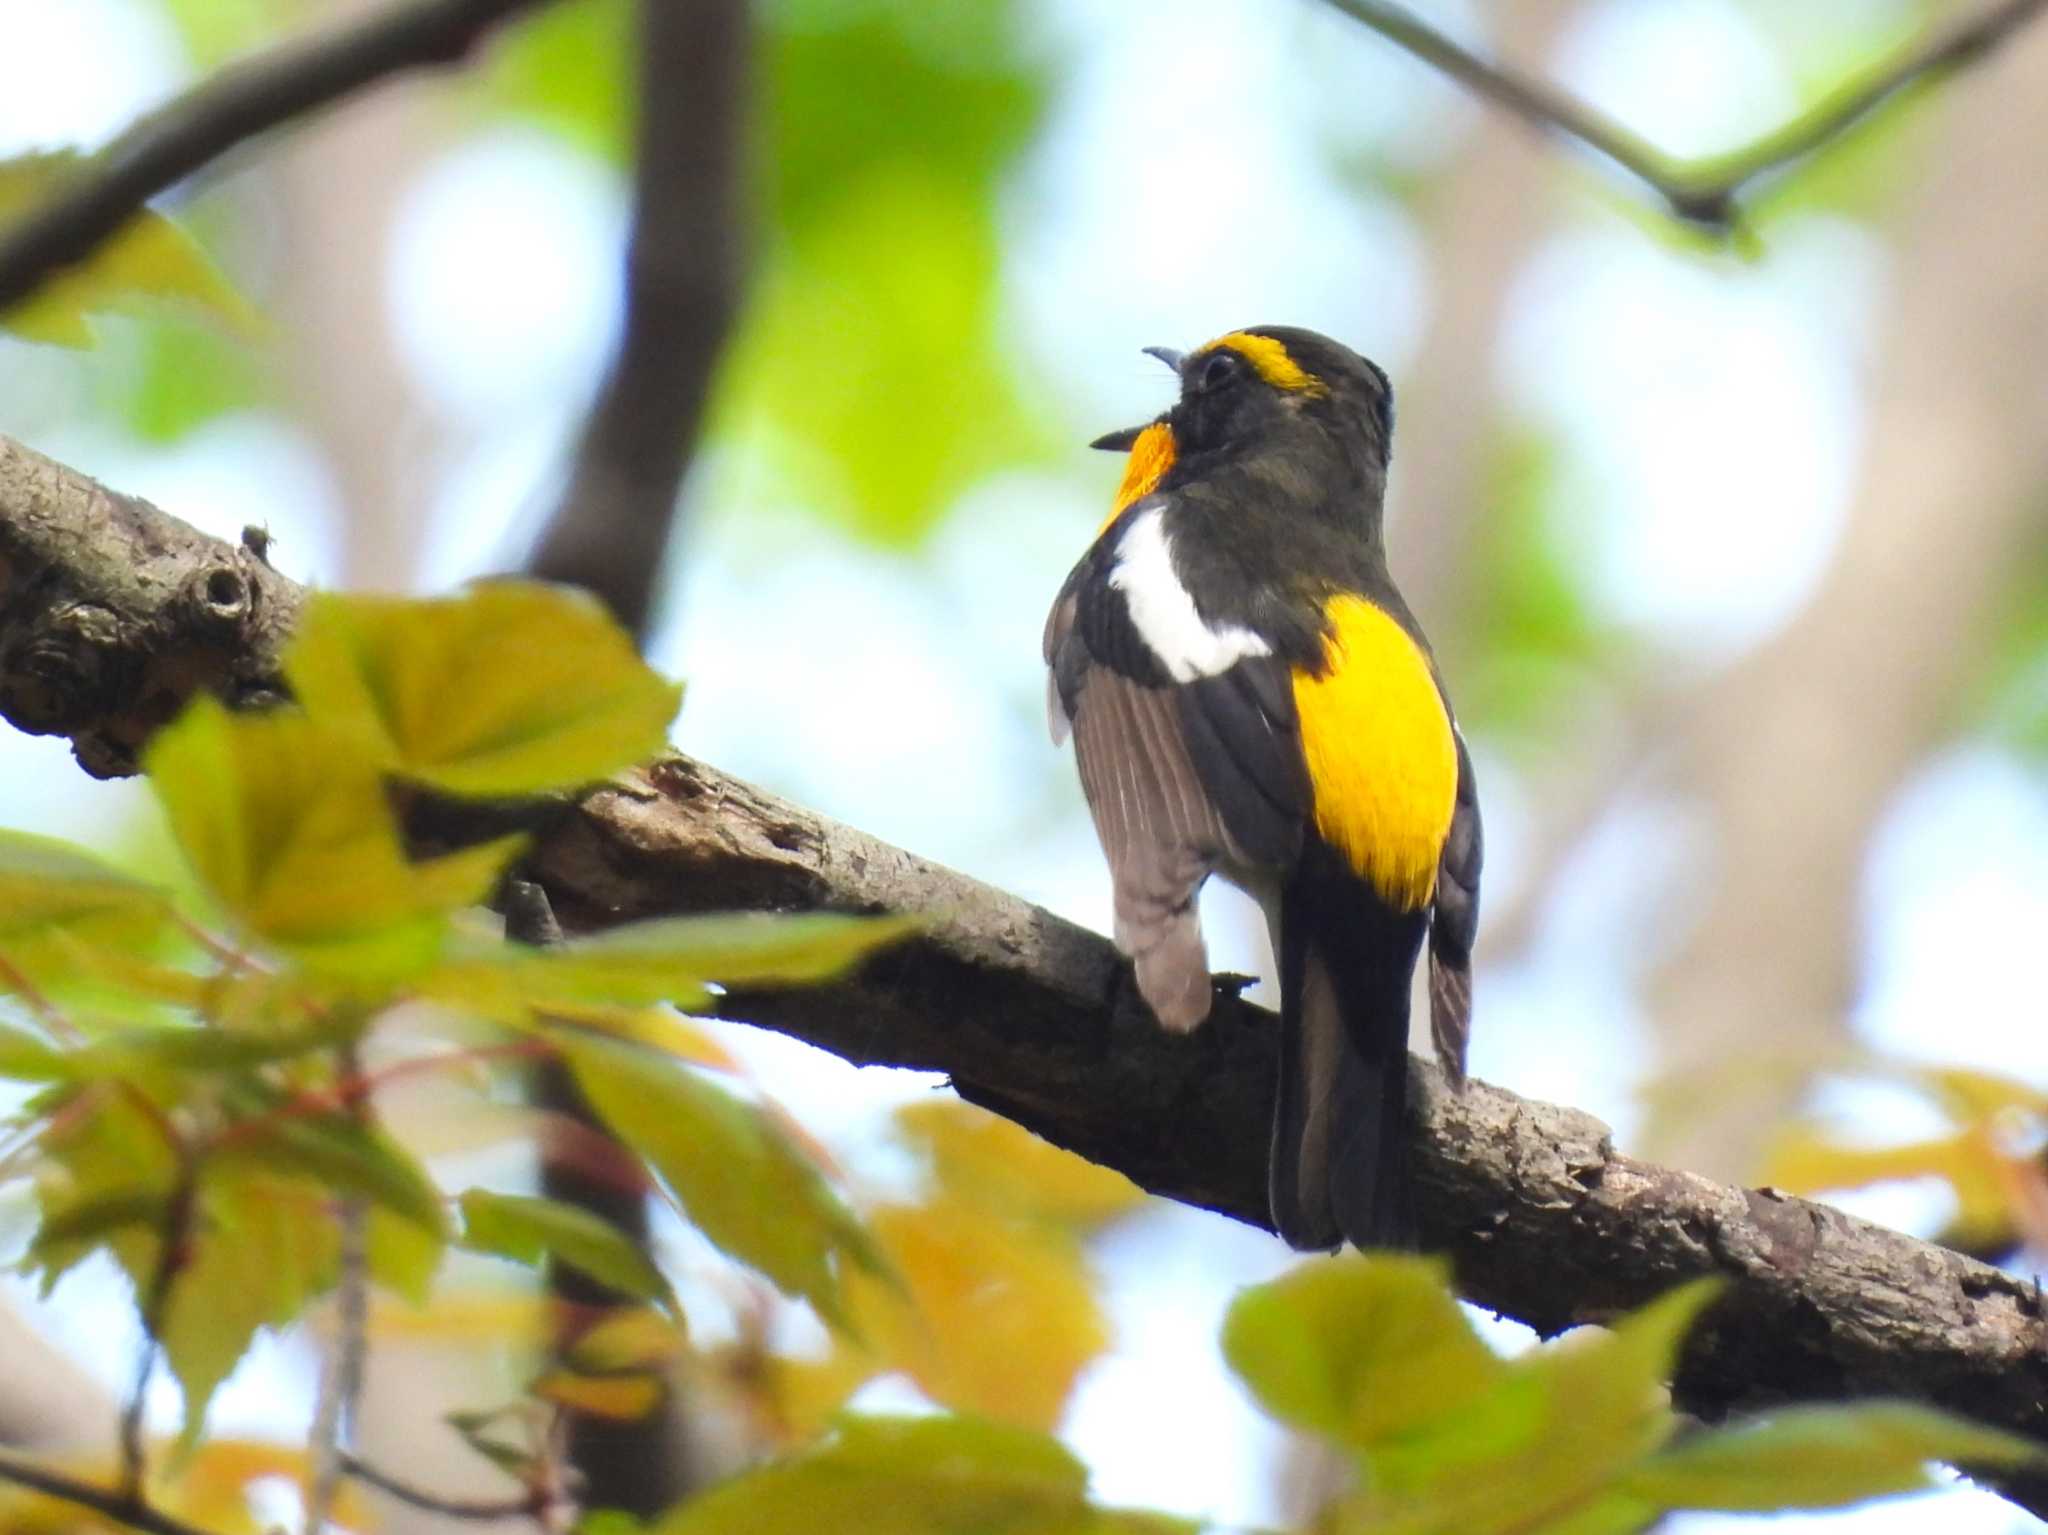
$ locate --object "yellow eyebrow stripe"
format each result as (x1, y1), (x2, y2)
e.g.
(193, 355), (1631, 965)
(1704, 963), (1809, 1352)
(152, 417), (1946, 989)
(1207, 331), (1327, 396)
(1291, 595), (1456, 911)
(1097, 420), (1176, 536)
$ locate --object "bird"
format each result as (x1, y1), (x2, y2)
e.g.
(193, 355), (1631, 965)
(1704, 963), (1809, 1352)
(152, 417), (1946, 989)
(1042, 326), (1481, 1250)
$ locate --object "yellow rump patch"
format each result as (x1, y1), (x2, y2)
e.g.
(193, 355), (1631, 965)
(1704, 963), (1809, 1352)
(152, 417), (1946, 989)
(1207, 331), (1328, 397)
(1291, 594), (1457, 911)
(1097, 420), (1176, 536)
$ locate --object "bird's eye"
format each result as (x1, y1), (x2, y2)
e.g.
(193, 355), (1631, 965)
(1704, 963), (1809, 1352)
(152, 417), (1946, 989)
(1197, 350), (1243, 393)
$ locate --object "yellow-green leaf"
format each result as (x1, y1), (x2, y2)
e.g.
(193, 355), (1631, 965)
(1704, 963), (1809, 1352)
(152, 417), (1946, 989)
(569, 1307), (687, 1372)
(562, 1032), (882, 1329)
(162, 1171), (342, 1448)
(532, 1369), (664, 1420)
(1222, 1255), (1506, 1452)
(654, 1414), (1091, 1535)
(426, 912), (910, 1026)
(1762, 1124), (2015, 1253)
(215, 1114), (447, 1238)
(367, 1205), (444, 1307)
(0, 830), (172, 939)
(145, 696), (513, 975)
(458, 1188), (672, 1306)
(842, 1196), (1110, 1431)
(282, 584), (682, 796)
(30, 1086), (181, 1296)
(0, 1021), (68, 1081)
(0, 150), (255, 346)
(895, 1099), (1144, 1231)
(1622, 1402), (2042, 1512)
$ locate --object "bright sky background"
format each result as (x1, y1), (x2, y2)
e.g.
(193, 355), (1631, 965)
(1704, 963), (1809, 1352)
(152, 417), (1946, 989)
(0, 0), (2042, 1530)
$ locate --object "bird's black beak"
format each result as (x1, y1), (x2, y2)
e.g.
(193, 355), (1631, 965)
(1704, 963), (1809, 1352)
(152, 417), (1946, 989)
(1142, 345), (1185, 374)
(1090, 425), (1144, 452)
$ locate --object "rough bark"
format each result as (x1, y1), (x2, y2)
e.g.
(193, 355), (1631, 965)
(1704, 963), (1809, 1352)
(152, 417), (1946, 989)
(3, 432), (2048, 1506)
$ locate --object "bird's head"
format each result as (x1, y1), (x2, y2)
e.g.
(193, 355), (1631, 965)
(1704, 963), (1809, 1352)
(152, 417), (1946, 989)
(1092, 325), (1395, 497)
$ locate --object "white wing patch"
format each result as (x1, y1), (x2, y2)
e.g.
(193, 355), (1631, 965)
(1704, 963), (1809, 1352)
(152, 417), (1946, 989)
(1109, 508), (1272, 682)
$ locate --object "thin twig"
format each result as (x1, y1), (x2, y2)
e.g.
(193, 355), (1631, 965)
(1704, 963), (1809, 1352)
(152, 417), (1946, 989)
(339, 1453), (546, 1523)
(0, 1452), (218, 1535)
(121, 1159), (198, 1504)
(0, 0), (563, 315)
(0, 950), (83, 1042)
(1320, 0), (2048, 231)
(117, 1339), (156, 1505)
(304, 1038), (372, 1535)
(303, 1202), (366, 1534)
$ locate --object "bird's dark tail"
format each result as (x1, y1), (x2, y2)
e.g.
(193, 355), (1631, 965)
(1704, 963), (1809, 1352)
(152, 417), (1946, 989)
(1268, 862), (1427, 1251)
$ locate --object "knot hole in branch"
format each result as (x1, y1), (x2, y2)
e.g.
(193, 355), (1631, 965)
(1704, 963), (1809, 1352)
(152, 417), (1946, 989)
(186, 563), (252, 630)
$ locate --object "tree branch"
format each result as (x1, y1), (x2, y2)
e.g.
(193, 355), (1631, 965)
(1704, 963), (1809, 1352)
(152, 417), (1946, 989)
(1320, 0), (2048, 231)
(3, 431), (2048, 1512)
(339, 1452), (547, 1523)
(0, 434), (302, 777)
(0, 1451), (217, 1535)
(0, 0), (562, 318)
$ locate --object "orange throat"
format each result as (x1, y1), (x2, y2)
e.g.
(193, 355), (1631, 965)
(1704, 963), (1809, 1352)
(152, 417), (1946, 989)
(1098, 421), (1176, 536)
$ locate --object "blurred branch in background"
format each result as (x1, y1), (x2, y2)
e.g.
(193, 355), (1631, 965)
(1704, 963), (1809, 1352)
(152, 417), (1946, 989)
(1318, 0), (2048, 234)
(0, 0), (563, 316)
(1645, 15), (2048, 1179)
(1, 444), (2047, 1518)
(526, 0), (748, 640)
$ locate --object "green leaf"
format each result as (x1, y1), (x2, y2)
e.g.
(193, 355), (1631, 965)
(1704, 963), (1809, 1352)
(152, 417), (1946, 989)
(0, 1021), (68, 1081)
(1222, 1255), (1506, 1451)
(145, 696), (514, 975)
(424, 912), (911, 1022)
(1290, 1275), (1722, 1535)
(1623, 1402), (2042, 1512)
(367, 1205), (444, 1307)
(1433, 1279), (1717, 1523)
(215, 1114), (447, 1238)
(0, 831), (172, 939)
(83, 1016), (355, 1076)
(29, 1087), (181, 1295)
(562, 1032), (881, 1328)
(282, 584), (682, 797)
(654, 1414), (1090, 1535)
(161, 1170), (341, 1449)
(459, 1189), (671, 1305)
(0, 150), (255, 346)
(26, 1190), (169, 1280)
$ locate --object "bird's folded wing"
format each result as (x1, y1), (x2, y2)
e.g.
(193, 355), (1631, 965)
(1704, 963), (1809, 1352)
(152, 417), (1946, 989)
(1428, 728), (1482, 1083)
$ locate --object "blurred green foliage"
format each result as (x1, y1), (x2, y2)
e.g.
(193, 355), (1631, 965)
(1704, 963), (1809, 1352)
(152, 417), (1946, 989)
(1456, 427), (1621, 744)
(479, 0), (1055, 545)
